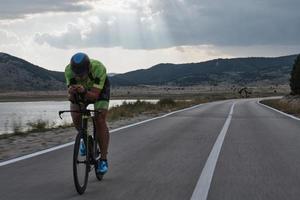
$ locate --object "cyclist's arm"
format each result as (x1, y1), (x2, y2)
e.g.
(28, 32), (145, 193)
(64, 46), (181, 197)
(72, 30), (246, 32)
(65, 65), (78, 102)
(85, 87), (101, 102)
(83, 60), (107, 102)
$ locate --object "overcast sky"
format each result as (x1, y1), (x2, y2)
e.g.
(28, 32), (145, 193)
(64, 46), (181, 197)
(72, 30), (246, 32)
(0, 0), (299, 73)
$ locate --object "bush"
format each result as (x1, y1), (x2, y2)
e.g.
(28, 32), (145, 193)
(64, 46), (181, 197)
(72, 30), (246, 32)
(108, 100), (156, 121)
(12, 118), (22, 133)
(27, 119), (49, 132)
(158, 98), (176, 107)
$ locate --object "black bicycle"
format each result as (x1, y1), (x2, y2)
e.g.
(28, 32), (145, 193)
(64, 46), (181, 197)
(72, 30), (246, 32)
(59, 99), (103, 195)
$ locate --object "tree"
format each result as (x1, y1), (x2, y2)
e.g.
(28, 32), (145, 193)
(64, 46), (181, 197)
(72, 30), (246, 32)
(290, 55), (300, 95)
(238, 87), (252, 98)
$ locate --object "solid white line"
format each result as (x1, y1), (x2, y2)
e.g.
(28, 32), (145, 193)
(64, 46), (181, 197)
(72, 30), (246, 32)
(257, 100), (300, 121)
(191, 102), (235, 200)
(0, 142), (74, 167)
(0, 102), (210, 167)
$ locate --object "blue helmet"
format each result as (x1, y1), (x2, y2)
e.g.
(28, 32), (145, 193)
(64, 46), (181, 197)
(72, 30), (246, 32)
(70, 52), (90, 75)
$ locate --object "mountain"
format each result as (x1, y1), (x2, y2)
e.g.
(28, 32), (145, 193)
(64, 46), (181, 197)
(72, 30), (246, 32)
(110, 55), (298, 86)
(108, 73), (118, 77)
(0, 52), (298, 92)
(0, 53), (65, 92)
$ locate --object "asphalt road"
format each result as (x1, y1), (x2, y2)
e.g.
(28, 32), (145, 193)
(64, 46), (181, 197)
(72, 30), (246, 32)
(1, 98), (300, 200)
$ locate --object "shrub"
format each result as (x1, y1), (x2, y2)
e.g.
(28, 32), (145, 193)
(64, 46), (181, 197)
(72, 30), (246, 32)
(12, 118), (22, 133)
(158, 98), (176, 107)
(27, 119), (49, 132)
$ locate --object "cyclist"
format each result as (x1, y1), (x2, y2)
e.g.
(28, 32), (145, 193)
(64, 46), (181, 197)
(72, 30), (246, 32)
(65, 52), (110, 175)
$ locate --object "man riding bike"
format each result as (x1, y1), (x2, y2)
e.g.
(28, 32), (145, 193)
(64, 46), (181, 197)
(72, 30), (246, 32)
(65, 52), (110, 175)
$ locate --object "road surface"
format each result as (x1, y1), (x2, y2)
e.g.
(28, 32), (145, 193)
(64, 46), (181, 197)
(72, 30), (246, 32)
(1, 98), (300, 200)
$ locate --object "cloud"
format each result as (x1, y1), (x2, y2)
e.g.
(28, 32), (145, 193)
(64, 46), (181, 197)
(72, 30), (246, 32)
(0, 30), (19, 45)
(0, 0), (94, 20)
(34, 0), (300, 49)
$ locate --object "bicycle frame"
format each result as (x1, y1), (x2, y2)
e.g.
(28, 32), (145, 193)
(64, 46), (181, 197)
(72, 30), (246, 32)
(59, 104), (101, 165)
(59, 95), (104, 194)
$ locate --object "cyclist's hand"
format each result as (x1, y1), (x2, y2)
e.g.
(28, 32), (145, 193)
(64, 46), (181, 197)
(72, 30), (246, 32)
(68, 85), (78, 94)
(76, 85), (86, 94)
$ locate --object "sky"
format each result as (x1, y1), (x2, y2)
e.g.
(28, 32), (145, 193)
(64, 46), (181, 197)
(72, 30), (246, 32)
(0, 0), (299, 73)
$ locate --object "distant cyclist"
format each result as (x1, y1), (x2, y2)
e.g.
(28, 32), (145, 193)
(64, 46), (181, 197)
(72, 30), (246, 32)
(64, 52), (110, 175)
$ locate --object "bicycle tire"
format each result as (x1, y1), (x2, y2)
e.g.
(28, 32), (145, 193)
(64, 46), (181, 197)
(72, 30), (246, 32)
(73, 133), (89, 194)
(91, 118), (103, 181)
(94, 143), (103, 181)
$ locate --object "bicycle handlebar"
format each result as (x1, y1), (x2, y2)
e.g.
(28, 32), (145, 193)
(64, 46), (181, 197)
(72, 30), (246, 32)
(58, 109), (102, 119)
(59, 93), (101, 119)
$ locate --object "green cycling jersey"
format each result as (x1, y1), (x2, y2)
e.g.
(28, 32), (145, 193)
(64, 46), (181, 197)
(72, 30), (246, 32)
(65, 59), (107, 90)
(64, 59), (110, 110)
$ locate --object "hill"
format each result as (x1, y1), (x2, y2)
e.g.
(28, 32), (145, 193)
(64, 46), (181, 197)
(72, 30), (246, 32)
(0, 52), (298, 92)
(110, 55), (298, 86)
(0, 53), (65, 92)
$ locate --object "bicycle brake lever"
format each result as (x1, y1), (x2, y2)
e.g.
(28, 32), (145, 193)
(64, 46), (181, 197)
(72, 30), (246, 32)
(59, 111), (64, 119)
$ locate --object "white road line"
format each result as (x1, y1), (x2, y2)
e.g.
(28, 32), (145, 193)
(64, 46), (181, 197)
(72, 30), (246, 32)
(191, 102), (235, 200)
(257, 100), (300, 121)
(0, 102), (211, 167)
(0, 142), (74, 167)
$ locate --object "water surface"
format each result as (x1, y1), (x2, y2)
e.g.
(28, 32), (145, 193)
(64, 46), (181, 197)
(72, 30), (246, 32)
(0, 99), (158, 134)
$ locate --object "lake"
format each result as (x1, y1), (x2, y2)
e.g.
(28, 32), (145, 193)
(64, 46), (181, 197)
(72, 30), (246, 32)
(0, 99), (158, 134)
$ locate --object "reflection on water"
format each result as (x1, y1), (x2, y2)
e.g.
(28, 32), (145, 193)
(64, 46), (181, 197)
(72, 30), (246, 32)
(0, 99), (158, 134)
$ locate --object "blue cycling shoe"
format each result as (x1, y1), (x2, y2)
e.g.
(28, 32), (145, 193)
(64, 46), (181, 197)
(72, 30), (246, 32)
(97, 160), (108, 175)
(79, 140), (86, 156)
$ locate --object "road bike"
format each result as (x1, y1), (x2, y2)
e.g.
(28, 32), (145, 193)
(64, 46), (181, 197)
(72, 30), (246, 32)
(59, 98), (103, 194)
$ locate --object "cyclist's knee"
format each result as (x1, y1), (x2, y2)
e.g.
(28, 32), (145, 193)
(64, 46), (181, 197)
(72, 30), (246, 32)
(70, 102), (80, 111)
(95, 110), (107, 122)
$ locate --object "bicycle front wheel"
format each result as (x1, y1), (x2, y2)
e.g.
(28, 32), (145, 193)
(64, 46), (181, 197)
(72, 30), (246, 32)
(94, 142), (103, 181)
(73, 133), (89, 194)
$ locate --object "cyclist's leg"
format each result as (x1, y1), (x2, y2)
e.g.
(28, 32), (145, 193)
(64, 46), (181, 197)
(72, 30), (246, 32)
(70, 102), (81, 131)
(94, 101), (109, 160)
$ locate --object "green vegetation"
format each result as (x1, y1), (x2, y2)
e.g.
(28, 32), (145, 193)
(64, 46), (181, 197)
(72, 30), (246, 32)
(261, 98), (300, 117)
(290, 55), (300, 95)
(27, 119), (51, 132)
(11, 117), (22, 134)
(108, 98), (207, 121)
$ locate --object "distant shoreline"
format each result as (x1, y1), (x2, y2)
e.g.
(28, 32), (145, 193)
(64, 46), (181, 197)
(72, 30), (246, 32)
(0, 85), (291, 102)
(0, 91), (67, 102)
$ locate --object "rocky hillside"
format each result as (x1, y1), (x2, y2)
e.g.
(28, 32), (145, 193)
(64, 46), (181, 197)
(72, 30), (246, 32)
(0, 53), (65, 92)
(110, 55), (298, 86)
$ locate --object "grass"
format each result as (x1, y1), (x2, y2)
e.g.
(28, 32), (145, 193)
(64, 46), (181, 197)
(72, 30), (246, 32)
(260, 98), (300, 117)
(107, 98), (210, 122)
(27, 119), (51, 132)
(0, 118), (73, 140)
(12, 117), (22, 134)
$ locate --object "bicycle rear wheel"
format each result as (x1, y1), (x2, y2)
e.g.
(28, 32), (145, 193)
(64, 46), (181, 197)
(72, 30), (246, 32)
(73, 133), (89, 194)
